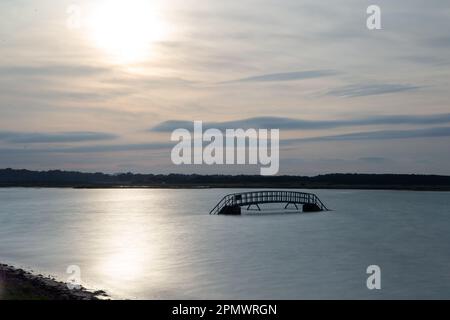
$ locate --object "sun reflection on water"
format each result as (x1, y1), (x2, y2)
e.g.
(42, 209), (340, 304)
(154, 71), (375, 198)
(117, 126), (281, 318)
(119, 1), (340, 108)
(92, 190), (155, 284)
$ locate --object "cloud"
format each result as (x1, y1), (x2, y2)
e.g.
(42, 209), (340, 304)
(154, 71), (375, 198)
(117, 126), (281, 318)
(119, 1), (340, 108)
(105, 75), (195, 87)
(427, 36), (450, 48)
(222, 70), (338, 83)
(284, 126), (450, 144)
(326, 84), (422, 97)
(151, 113), (450, 132)
(399, 55), (448, 66)
(4, 126), (450, 156)
(55, 143), (170, 153)
(0, 65), (109, 77)
(0, 131), (118, 143)
(0, 142), (170, 156)
(358, 157), (392, 163)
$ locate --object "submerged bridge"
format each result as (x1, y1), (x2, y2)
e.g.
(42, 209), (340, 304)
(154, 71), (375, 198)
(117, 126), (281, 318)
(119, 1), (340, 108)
(209, 190), (329, 215)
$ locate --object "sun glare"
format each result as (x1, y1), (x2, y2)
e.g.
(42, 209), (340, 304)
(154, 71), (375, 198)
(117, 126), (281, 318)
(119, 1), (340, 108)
(87, 0), (168, 63)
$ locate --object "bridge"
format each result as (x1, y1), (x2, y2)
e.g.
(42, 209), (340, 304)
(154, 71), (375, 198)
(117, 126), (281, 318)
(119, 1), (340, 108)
(209, 190), (329, 215)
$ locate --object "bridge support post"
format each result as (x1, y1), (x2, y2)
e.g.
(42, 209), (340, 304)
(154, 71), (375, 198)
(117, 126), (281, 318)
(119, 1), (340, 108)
(303, 203), (322, 212)
(247, 204), (261, 211)
(284, 202), (299, 210)
(219, 205), (241, 215)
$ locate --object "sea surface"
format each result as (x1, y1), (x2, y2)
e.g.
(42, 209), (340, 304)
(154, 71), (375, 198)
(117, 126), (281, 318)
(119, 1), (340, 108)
(0, 188), (449, 299)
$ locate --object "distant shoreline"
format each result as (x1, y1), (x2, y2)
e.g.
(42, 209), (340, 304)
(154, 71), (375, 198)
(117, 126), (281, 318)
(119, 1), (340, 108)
(2, 169), (450, 191)
(1, 185), (450, 191)
(0, 263), (108, 300)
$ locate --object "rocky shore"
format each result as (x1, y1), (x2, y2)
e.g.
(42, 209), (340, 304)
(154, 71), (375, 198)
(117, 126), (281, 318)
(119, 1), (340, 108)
(0, 264), (108, 300)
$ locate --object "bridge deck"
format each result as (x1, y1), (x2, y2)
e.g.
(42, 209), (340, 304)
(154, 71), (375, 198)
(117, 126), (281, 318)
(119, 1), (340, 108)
(210, 190), (329, 215)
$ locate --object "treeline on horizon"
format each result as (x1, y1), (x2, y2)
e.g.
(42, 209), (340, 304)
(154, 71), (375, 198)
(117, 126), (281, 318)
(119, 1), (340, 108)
(1, 168), (450, 190)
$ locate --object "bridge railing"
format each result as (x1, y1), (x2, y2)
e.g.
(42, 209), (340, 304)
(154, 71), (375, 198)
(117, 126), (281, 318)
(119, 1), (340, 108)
(209, 194), (236, 215)
(209, 191), (328, 214)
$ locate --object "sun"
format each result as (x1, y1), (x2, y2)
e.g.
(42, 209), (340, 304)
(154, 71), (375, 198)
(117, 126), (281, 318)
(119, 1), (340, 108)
(87, 0), (168, 63)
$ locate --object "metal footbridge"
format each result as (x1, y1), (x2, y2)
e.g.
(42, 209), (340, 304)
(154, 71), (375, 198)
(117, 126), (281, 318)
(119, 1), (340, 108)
(210, 190), (329, 215)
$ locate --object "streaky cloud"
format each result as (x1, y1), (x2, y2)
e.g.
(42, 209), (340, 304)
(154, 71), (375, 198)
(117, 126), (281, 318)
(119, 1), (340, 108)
(0, 65), (109, 77)
(358, 157), (392, 163)
(151, 113), (450, 132)
(326, 83), (421, 97)
(0, 142), (171, 154)
(57, 143), (171, 153)
(283, 126), (450, 144)
(3, 127), (450, 156)
(427, 36), (450, 48)
(0, 131), (118, 143)
(221, 70), (338, 83)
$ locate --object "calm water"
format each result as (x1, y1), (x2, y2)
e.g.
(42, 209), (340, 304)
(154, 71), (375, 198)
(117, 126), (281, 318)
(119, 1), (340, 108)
(0, 188), (449, 299)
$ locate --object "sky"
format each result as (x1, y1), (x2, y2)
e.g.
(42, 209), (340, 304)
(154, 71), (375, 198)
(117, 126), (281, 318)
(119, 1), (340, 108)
(1, 0), (450, 175)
